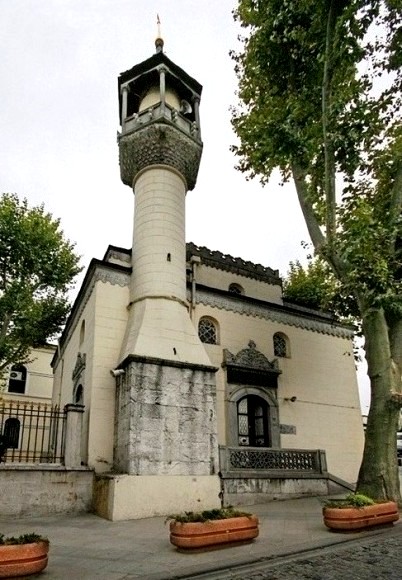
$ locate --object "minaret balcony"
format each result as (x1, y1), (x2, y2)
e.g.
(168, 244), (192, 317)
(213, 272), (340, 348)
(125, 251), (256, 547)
(121, 101), (200, 144)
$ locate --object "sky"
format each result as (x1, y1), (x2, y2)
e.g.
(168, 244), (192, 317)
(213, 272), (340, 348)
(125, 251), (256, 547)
(0, 1), (369, 411)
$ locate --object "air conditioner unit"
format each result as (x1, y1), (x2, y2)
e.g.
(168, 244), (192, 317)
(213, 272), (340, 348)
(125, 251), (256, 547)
(10, 371), (23, 381)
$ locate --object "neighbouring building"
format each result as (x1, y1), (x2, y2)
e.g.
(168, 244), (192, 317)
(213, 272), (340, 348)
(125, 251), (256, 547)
(51, 37), (364, 520)
(2, 345), (56, 405)
(0, 345), (57, 464)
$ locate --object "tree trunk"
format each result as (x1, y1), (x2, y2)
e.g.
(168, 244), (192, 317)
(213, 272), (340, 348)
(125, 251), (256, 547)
(357, 304), (401, 503)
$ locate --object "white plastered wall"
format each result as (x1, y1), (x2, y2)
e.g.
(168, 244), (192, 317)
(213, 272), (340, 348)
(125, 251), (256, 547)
(195, 303), (364, 484)
(88, 280), (128, 471)
(194, 264), (283, 304)
(53, 277), (129, 473)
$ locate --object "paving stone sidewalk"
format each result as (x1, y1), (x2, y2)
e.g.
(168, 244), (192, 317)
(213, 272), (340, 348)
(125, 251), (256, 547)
(1, 496), (400, 580)
(180, 525), (402, 580)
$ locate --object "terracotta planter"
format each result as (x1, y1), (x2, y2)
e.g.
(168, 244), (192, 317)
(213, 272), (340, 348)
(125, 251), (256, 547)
(0, 541), (49, 578)
(170, 515), (259, 550)
(323, 501), (399, 531)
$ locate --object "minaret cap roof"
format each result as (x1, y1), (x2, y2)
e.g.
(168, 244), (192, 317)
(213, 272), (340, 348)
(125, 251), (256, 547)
(118, 51), (202, 96)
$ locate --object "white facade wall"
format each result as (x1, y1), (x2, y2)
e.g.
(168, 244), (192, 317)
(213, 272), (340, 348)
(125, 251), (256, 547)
(196, 303), (364, 484)
(88, 281), (128, 471)
(53, 278), (129, 472)
(54, 250), (364, 488)
(194, 264), (283, 304)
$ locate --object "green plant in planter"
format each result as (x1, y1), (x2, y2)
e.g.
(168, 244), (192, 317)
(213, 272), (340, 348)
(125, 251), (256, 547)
(323, 492), (399, 531)
(324, 493), (376, 509)
(167, 506), (259, 550)
(166, 506), (252, 523)
(0, 533), (48, 545)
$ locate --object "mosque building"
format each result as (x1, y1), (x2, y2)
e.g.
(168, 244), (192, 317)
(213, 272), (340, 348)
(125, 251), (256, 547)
(52, 35), (364, 520)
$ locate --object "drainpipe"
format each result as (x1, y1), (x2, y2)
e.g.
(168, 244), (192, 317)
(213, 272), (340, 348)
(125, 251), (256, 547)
(190, 255), (201, 319)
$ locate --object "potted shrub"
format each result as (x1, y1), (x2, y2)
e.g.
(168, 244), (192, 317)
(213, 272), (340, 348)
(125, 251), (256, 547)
(166, 507), (259, 550)
(323, 493), (399, 532)
(0, 533), (49, 578)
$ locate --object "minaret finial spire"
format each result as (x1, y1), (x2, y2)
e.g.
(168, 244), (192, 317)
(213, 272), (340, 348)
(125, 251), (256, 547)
(155, 14), (164, 53)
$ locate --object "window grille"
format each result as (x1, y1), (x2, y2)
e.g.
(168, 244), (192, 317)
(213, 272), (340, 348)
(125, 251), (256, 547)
(198, 318), (217, 345)
(273, 333), (287, 357)
(229, 283), (244, 295)
(237, 395), (269, 447)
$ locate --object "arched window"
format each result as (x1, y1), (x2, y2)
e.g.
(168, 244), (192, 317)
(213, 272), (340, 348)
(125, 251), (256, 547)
(273, 332), (289, 358)
(4, 418), (20, 449)
(79, 320), (86, 346)
(237, 395), (270, 447)
(8, 365), (27, 394)
(229, 283), (244, 295)
(198, 317), (218, 345)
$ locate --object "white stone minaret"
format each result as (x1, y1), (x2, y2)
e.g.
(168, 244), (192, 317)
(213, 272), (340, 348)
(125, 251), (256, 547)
(118, 34), (210, 366)
(111, 35), (219, 510)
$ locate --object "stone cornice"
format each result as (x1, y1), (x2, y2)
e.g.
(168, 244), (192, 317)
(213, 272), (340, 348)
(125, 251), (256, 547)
(191, 287), (354, 338)
(186, 243), (281, 286)
(103, 245), (131, 264)
(118, 354), (218, 373)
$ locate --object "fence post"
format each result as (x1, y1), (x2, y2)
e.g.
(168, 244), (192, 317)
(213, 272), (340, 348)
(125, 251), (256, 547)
(318, 449), (328, 474)
(64, 404), (85, 468)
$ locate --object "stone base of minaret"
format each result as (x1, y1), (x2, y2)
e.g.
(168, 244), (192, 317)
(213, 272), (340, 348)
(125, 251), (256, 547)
(93, 357), (221, 521)
(114, 356), (218, 474)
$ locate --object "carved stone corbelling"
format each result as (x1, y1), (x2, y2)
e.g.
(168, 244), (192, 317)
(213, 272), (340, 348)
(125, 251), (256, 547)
(95, 268), (130, 288)
(224, 341), (281, 389)
(224, 341), (279, 373)
(191, 289), (353, 338)
(186, 242), (280, 285)
(119, 123), (202, 190)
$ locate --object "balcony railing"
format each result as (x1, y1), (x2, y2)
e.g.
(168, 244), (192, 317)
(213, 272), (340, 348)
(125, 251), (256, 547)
(122, 102), (200, 141)
(219, 446), (327, 476)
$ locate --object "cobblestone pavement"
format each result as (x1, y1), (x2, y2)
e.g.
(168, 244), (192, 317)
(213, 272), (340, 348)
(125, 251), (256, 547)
(180, 526), (402, 580)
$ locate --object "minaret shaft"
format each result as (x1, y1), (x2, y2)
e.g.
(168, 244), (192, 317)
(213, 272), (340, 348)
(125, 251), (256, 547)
(130, 165), (187, 305)
(119, 162), (211, 364)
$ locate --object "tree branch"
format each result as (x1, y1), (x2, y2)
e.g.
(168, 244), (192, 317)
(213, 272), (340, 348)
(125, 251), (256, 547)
(0, 313), (11, 345)
(322, 0), (338, 248)
(387, 160), (402, 252)
(292, 162), (346, 279)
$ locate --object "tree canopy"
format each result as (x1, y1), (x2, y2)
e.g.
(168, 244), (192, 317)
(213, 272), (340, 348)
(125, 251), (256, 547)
(0, 193), (81, 373)
(232, 0), (402, 501)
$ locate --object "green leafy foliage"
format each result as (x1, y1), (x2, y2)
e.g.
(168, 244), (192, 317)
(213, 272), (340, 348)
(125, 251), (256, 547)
(232, 0), (402, 501)
(325, 493), (376, 508)
(284, 257), (339, 312)
(0, 193), (81, 372)
(0, 533), (48, 545)
(165, 507), (252, 523)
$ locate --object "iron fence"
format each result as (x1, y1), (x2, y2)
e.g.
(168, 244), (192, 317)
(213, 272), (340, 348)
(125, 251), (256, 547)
(0, 399), (66, 464)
